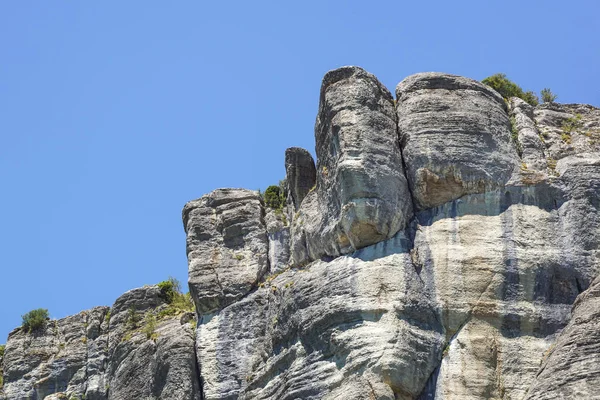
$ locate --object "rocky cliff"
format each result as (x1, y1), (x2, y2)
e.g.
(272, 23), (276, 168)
(2, 67), (600, 400)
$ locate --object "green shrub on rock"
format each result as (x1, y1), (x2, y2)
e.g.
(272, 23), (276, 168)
(126, 307), (141, 330)
(0, 344), (5, 358)
(143, 313), (157, 340)
(264, 185), (284, 209)
(481, 73), (539, 106)
(156, 277), (195, 318)
(158, 276), (181, 303)
(522, 91), (540, 107)
(21, 308), (49, 333)
(541, 88), (558, 103)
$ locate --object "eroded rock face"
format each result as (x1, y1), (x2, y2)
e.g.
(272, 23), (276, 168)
(525, 275), (600, 400)
(196, 235), (444, 400)
(265, 208), (291, 273)
(183, 188), (269, 314)
(285, 147), (316, 211)
(0, 286), (200, 400)
(290, 66), (413, 264)
(535, 103), (600, 164)
(106, 286), (200, 400)
(509, 97), (548, 172)
(396, 72), (519, 210)
(415, 184), (598, 399)
(1, 309), (107, 400)
(3, 68), (600, 400)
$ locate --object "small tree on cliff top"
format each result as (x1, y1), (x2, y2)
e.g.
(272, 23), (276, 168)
(21, 308), (49, 333)
(482, 73), (539, 106)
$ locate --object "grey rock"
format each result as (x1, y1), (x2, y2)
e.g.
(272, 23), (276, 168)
(1, 286), (201, 400)
(197, 234), (444, 400)
(525, 275), (600, 400)
(535, 102), (600, 163)
(284, 147), (316, 211)
(106, 286), (201, 400)
(290, 66), (413, 264)
(265, 208), (291, 273)
(4, 69), (600, 400)
(183, 188), (269, 314)
(396, 72), (519, 209)
(509, 97), (548, 172)
(1, 308), (108, 400)
(414, 184), (597, 399)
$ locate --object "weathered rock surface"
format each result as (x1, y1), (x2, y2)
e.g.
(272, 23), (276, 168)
(509, 97), (548, 172)
(534, 102), (600, 164)
(183, 188), (269, 314)
(396, 72), (519, 210)
(1, 308), (107, 400)
(196, 235), (444, 400)
(3, 67), (600, 400)
(105, 286), (200, 400)
(265, 208), (291, 273)
(290, 66), (413, 264)
(284, 147), (316, 211)
(1, 286), (200, 400)
(525, 275), (600, 399)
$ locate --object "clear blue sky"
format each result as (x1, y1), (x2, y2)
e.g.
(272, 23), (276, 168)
(1, 1), (598, 342)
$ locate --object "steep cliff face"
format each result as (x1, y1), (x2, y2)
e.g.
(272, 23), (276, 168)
(188, 68), (600, 400)
(2, 67), (600, 400)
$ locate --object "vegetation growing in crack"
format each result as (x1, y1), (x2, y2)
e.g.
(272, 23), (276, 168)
(562, 113), (582, 134)
(156, 277), (195, 319)
(143, 313), (158, 341)
(126, 307), (142, 330)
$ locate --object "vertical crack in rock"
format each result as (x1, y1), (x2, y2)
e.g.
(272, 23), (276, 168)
(508, 97), (548, 173)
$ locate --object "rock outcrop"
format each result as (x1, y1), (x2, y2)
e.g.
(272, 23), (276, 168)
(0, 286), (199, 400)
(2, 66), (600, 400)
(396, 72), (518, 210)
(525, 275), (600, 399)
(183, 188), (269, 314)
(284, 147), (316, 211)
(290, 66), (413, 264)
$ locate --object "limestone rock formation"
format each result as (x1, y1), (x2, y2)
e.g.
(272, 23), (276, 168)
(0, 286), (199, 400)
(396, 72), (518, 209)
(290, 66), (413, 264)
(525, 275), (600, 399)
(2, 66), (600, 400)
(183, 188), (269, 314)
(284, 147), (316, 211)
(509, 97), (548, 172)
(265, 208), (291, 273)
